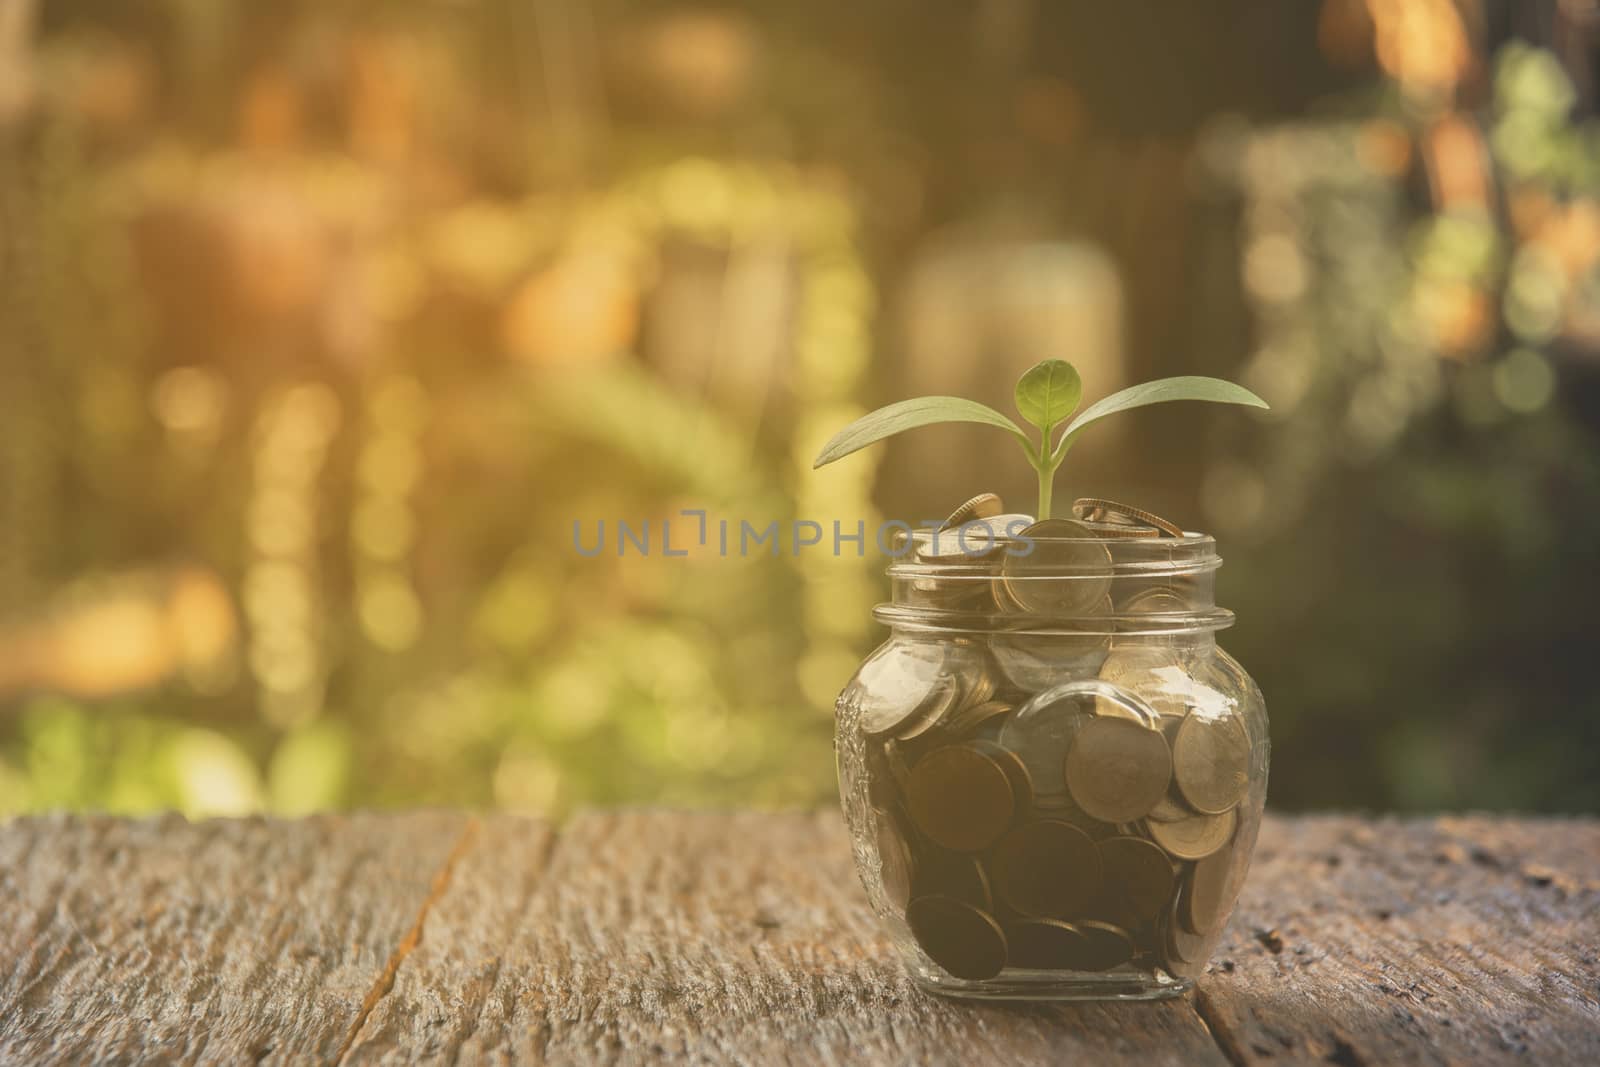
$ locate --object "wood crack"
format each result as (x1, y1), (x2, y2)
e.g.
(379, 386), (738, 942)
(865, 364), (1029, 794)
(1192, 986), (1248, 1067)
(333, 816), (481, 1067)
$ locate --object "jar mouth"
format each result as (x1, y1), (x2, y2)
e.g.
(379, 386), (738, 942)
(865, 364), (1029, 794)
(876, 529), (1233, 636)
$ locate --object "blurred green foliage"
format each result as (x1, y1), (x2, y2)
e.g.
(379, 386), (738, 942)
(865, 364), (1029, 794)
(2, 2), (1599, 816)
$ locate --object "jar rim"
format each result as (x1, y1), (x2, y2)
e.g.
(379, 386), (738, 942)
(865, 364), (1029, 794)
(878, 529), (1231, 635)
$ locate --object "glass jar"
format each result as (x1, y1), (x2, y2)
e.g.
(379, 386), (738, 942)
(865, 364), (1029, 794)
(835, 525), (1268, 1001)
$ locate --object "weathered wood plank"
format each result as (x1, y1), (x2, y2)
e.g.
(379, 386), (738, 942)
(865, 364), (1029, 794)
(1197, 815), (1600, 1066)
(343, 811), (1228, 1066)
(0, 811), (469, 1067)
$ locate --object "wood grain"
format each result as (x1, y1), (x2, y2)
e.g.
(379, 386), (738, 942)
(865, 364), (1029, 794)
(3, 813), (1599, 1066)
(341, 811), (1226, 1066)
(0, 811), (468, 1066)
(1198, 815), (1600, 1066)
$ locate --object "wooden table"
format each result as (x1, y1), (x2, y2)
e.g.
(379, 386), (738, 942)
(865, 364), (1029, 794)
(1, 813), (1596, 1065)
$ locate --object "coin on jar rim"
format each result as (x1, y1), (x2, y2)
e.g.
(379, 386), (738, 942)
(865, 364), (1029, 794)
(1071, 498), (1185, 539)
(1172, 712), (1252, 815)
(1146, 806), (1238, 861)
(1074, 520), (1161, 539)
(941, 492), (1005, 530)
(1005, 919), (1088, 970)
(907, 895), (1009, 980)
(1066, 919), (1136, 971)
(1000, 520), (1114, 617)
(905, 743), (1017, 852)
(1098, 835), (1177, 926)
(989, 819), (1102, 919)
(1064, 715), (1173, 824)
(1180, 847), (1233, 935)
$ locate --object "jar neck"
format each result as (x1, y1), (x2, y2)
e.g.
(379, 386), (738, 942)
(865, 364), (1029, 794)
(874, 530), (1233, 638)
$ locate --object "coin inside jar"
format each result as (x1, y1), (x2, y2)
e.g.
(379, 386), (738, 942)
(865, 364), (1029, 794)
(1064, 715), (1173, 824)
(1180, 847), (1233, 935)
(968, 739), (1035, 815)
(875, 809), (915, 911)
(906, 895), (1009, 980)
(1172, 712), (1251, 815)
(905, 743), (1017, 852)
(1005, 919), (1088, 970)
(1065, 919), (1136, 971)
(1097, 835), (1177, 926)
(854, 642), (948, 737)
(1146, 806), (1237, 861)
(989, 819), (1102, 919)
(997, 683), (1102, 807)
(1000, 520), (1113, 617)
(912, 847), (993, 910)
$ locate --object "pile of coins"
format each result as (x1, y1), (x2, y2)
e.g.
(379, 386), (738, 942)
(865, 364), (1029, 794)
(859, 494), (1254, 982)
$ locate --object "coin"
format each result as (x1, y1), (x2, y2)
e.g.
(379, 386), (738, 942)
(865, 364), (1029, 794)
(939, 699), (1015, 740)
(1071, 498), (1185, 539)
(1146, 790), (1192, 824)
(1097, 648), (1192, 719)
(1119, 585), (1192, 615)
(989, 819), (1102, 919)
(1005, 919), (1088, 970)
(907, 895), (1009, 980)
(1074, 521), (1160, 539)
(919, 514), (1036, 561)
(906, 743), (1017, 852)
(1000, 520), (1114, 617)
(998, 683), (1101, 806)
(1163, 894), (1209, 969)
(911, 846), (993, 910)
(854, 642), (948, 737)
(988, 615), (1112, 692)
(876, 809), (915, 911)
(1098, 836), (1177, 926)
(969, 738), (1034, 816)
(1064, 716), (1173, 823)
(1180, 848), (1233, 935)
(1067, 920), (1136, 971)
(942, 492), (1005, 530)
(1172, 713), (1251, 815)
(1146, 806), (1237, 861)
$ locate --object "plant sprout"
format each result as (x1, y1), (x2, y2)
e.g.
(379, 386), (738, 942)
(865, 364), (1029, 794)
(812, 359), (1268, 519)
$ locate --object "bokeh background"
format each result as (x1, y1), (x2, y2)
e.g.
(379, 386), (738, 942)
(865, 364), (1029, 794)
(2, 0), (1598, 818)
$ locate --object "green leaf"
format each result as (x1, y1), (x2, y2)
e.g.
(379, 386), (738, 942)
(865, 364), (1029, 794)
(1051, 376), (1268, 463)
(1013, 359), (1083, 431)
(812, 397), (1029, 468)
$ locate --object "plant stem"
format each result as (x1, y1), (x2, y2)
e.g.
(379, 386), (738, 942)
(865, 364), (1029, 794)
(1035, 427), (1054, 519)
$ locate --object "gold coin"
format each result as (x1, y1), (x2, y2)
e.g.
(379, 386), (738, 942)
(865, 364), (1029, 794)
(907, 895), (1009, 980)
(906, 743), (1016, 852)
(1097, 648), (1191, 719)
(1066, 920), (1135, 971)
(911, 846), (992, 910)
(1000, 520), (1114, 617)
(855, 643), (947, 737)
(1146, 806), (1237, 861)
(892, 678), (960, 742)
(1097, 836), (1177, 926)
(1163, 895), (1209, 970)
(969, 738), (1034, 816)
(876, 809), (915, 912)
(1005, 919), (1087, 970)
(1180, 847), (1233, 935)
(989, 819), (1102, 919)
(1172, 713), (1251, 815)
(1064, 716), (1173, 823)
(939, 699), (1015, 740)
(1119, 586), (1192, 615)
(941, 492), (1005, 530)
(1071, 498), (1185, 538)
(1146, 790), (1193, 824)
